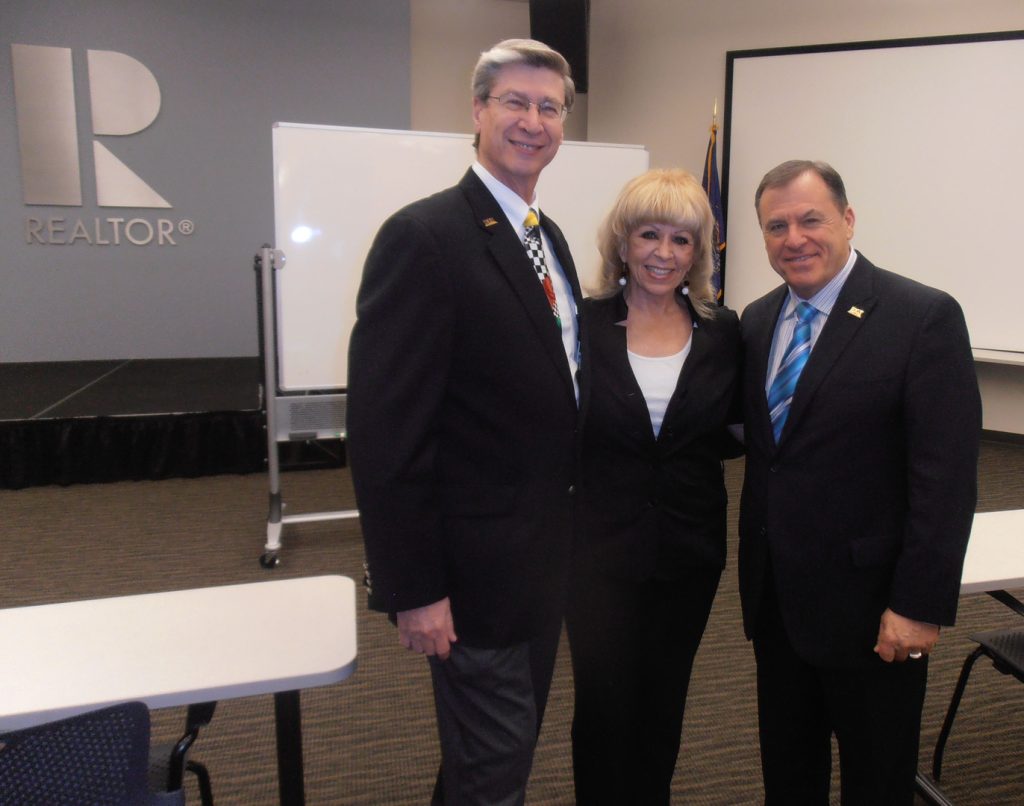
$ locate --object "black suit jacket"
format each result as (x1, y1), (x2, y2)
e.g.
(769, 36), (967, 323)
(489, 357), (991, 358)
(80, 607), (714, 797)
(347, 168), (588, 648)
(738, 253), (982, 667)
(578, 292), (741, 581)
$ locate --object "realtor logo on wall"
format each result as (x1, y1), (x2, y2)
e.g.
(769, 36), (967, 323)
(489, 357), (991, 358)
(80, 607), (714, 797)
(10, 43), (194, 245)
(12, 43), (170, 208)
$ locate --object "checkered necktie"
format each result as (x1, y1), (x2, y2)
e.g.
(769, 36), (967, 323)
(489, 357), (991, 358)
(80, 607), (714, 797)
(523, 209), (561, 327)
(767, 301), (817, 443)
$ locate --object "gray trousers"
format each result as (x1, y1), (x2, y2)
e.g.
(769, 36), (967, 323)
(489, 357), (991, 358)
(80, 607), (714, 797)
(428, 618), (562, 806)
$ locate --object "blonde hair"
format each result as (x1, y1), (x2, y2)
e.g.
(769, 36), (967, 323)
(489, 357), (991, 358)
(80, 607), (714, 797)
(594, 169), (717, 318)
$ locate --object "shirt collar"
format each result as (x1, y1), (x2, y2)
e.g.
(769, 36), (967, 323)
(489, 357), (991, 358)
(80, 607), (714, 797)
(783, 247), (858, 318)
(472, 161), (538, 238)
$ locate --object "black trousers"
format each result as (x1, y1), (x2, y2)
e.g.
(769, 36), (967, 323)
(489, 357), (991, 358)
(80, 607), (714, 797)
(753, 579), (928, 806)
(428, 614), (562, 806)
(566, 566), (721, 806)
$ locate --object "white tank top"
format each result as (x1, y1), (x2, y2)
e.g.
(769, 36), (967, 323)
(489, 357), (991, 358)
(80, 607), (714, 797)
(627, 340), (691, 437)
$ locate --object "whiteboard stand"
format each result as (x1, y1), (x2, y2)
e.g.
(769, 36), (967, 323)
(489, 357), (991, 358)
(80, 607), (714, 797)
(256, 245), (359, 569)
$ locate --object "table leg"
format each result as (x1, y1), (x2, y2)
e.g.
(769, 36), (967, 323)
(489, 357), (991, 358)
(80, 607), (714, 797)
(274, 689), (305, 806)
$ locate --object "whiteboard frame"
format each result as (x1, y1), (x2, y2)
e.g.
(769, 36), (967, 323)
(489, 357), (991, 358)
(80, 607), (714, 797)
(721, 30), (1024, 358)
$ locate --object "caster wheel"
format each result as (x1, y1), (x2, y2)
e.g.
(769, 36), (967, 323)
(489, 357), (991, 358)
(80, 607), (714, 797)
(260, 552), (280, 569)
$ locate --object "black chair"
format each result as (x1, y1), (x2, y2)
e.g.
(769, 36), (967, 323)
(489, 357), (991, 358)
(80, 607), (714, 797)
(932, 626), (1024, 782)
(0, 701), (181, 806)
(148, 702), (216, 806)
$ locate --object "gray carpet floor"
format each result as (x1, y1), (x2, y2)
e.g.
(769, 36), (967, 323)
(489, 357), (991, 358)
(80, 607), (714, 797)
(3, 440), (1023, 804)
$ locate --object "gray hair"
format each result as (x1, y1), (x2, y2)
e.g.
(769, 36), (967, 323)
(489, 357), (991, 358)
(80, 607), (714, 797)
(754, 160), (849, 221)
(470, 39), (575, 148)
(471, 38), (575, 108)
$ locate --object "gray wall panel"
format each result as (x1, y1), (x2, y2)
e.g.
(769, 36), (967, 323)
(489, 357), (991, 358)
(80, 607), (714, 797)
(0, 0), (410, 361)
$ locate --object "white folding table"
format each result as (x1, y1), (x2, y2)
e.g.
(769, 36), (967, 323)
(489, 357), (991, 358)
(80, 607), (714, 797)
(0, 574), (357, 806)
(916, 510), (1024, 805)
(959, 509), (1024, 602)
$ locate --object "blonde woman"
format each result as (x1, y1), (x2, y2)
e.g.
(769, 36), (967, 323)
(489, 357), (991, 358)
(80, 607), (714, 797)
(567, 169), (741, 805)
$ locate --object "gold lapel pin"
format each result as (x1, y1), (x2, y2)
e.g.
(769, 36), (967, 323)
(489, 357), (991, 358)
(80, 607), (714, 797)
(482, 217), (498, 227)
(847, 306), (865, 319)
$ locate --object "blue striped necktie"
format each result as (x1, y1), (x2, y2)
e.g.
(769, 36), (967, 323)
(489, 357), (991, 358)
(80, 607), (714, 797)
(767, 301), (817, 443)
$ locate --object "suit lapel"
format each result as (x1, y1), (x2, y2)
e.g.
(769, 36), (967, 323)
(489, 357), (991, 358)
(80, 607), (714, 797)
(542, 213), (583, 311)
(458, 170), (577, 399)
(597, 293), (713, 444)
(661, 301), (715, 439)
(749, 287), (788, 446)
(782, 256), (877, 440)
(598, 294), (656, 437)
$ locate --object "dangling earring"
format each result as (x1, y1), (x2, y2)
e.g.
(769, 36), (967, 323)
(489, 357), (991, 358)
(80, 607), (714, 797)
(618, 262), (628, 287)
(680, 279), (690, 296)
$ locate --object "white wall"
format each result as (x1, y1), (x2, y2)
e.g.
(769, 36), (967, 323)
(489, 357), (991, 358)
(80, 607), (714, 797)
(587, 0), (1024, 171)
(411, 0), (1024, 434)
(410, 0), (587, 141)
(411, 0), (527, 136)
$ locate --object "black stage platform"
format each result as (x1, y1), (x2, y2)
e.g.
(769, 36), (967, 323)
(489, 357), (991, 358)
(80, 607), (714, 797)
(0, 358), (291, 488)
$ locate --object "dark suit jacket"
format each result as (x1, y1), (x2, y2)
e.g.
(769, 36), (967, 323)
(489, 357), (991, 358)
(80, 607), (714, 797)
(738, 253), (982, 668)
(347, 168), (588, 648)
(578, 292), (741, 581)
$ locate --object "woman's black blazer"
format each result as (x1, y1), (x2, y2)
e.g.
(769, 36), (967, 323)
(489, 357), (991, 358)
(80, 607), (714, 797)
(579, 291), (741, 581)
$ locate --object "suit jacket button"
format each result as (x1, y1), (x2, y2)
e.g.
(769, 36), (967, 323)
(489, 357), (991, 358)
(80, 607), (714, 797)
(568, 484), (576, 495)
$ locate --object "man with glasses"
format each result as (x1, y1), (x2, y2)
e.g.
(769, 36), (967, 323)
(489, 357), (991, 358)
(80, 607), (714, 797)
(348, 39), (585, 804)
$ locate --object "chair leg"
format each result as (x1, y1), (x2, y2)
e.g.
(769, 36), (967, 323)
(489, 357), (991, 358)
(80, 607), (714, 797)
(932, 645), (986, 782)
(165, 731), (195, 791)
(164, 702), (217, 796)
(187, 759), (214, 806)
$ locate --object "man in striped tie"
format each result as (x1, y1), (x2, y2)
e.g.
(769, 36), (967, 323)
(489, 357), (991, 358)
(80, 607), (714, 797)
(737, 160), (981, 805)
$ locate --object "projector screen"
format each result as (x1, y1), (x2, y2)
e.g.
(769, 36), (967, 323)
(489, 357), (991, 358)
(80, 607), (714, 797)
(722, 31), (1024, 356)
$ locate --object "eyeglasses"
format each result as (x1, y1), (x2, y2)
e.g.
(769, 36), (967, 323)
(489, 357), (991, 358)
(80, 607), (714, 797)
(486, 92), (568, 122)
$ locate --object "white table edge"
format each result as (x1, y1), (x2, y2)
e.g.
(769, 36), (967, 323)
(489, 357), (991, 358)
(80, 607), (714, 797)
(0, 574), (357, 733)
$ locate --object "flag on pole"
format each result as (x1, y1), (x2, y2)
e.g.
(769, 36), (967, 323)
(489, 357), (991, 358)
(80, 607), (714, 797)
(701, 114), (726, 303)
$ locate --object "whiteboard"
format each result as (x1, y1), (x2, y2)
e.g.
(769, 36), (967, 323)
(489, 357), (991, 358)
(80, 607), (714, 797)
(272, 123), (649, 391)
(722, 32), (1024, 355)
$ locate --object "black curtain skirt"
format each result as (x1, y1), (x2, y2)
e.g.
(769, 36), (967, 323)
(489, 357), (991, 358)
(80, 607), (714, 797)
(0, 411), (268, 489)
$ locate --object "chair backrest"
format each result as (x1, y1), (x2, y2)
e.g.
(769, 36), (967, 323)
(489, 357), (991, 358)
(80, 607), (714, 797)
(0, 701), (158, 806)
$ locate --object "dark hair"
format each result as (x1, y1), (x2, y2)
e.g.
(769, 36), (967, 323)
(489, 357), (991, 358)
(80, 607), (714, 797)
(754, 160), (848, 221)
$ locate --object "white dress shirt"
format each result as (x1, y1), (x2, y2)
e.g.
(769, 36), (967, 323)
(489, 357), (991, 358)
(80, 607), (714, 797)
(472, 162), (580, 402)
(765, 247), (859, 395)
